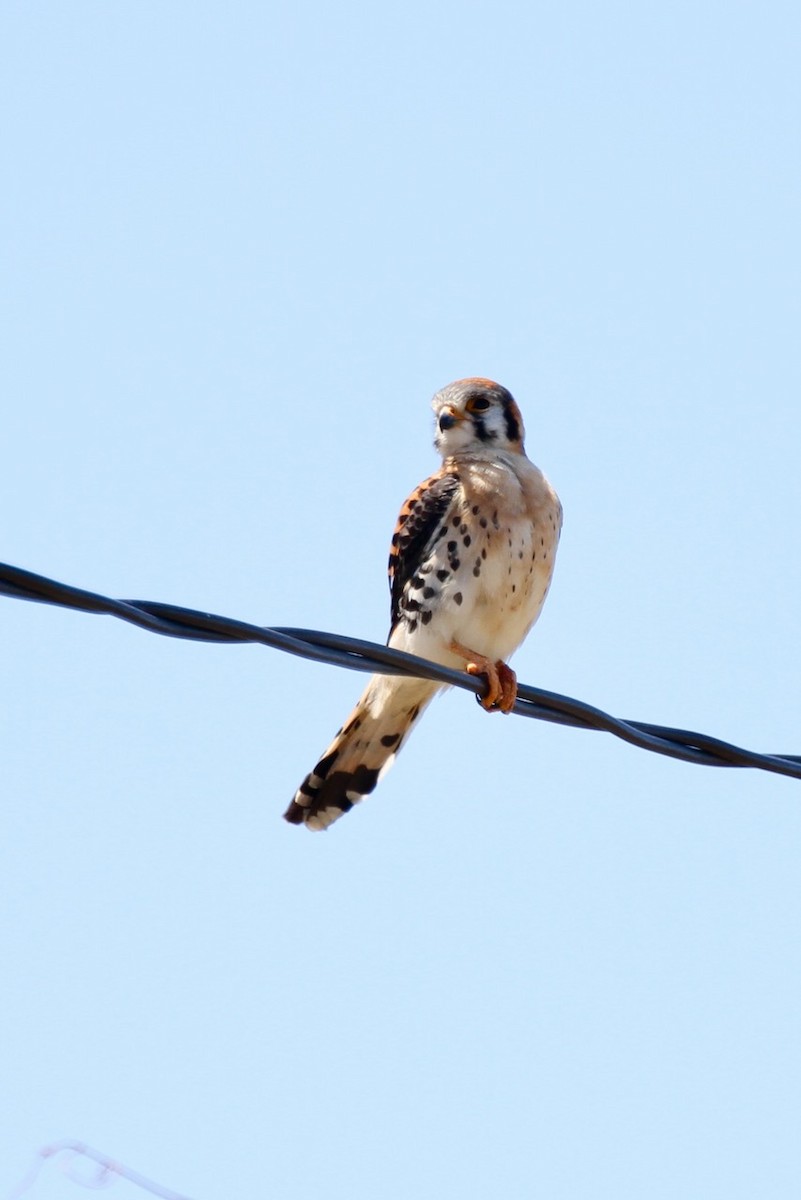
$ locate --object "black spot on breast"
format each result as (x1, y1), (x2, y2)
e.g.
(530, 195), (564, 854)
(421, 610), (433, 625)
(405, 597), (421, 612)
(412, 574), (425, 589)
(472, 505), (479, 515)
(423, 586), (436, 599)
(463, 534), (471, 547)
(454, 591), (463, 605)
(436, 569), (450, 582)
(448, 541), (457, 552)
(380, 732), (401, 748)
(479, 517), (488, 529)
(407, 617), (418, 632)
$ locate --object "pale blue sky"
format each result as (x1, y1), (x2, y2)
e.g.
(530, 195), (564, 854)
(3, 2), (801, 1198)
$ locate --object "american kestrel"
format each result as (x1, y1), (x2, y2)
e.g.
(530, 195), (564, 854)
(284, 378), (562, 830)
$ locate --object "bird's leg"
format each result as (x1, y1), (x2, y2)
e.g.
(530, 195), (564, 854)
(449, 640), (517, 713)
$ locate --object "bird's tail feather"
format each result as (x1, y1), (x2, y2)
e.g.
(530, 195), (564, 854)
(284, 675), (439, 830)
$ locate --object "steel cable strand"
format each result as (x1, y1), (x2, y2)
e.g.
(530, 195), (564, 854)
(1, 562), (800, 781)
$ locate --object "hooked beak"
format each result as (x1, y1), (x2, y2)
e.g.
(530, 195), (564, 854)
(438, 406), (463, 432)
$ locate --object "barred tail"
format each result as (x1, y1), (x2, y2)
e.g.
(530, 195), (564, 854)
(284, 675), (438, 830)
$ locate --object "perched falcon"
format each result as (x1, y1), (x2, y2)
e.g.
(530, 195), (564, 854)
(284, 378), (562, 830)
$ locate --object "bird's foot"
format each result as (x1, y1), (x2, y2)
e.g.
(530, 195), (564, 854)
(449, 640), (517, 713)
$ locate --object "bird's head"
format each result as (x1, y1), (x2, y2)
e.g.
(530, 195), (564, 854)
(432, 378), (525, 457)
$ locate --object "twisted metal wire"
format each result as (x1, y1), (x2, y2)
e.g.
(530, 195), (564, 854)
(2, 561), (800, 782)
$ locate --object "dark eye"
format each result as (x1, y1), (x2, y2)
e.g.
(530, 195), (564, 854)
(466, 396), (490, 413)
